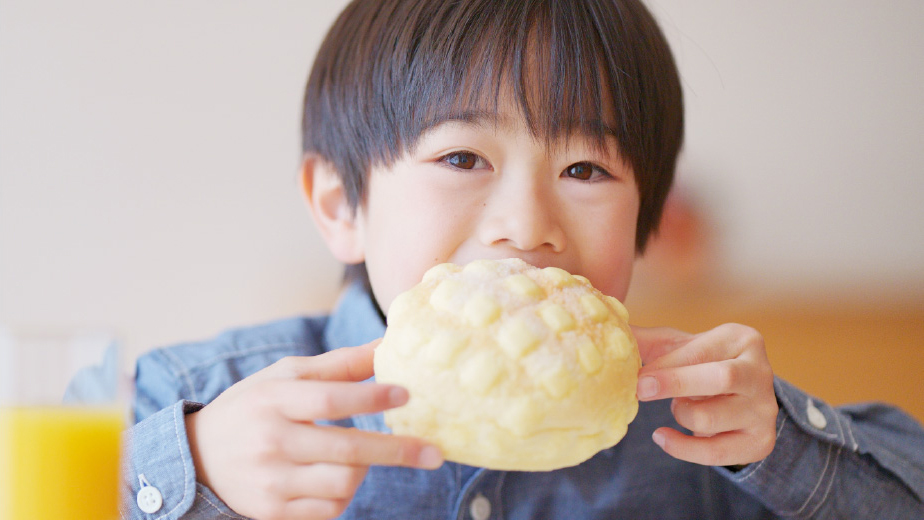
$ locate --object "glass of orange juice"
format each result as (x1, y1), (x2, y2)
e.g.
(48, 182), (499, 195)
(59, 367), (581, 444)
(0, 326), (128, 520)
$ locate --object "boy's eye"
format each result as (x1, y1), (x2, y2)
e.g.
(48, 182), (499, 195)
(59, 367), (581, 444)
(563, 162), (609, 181)
(441, 151), (486, 170)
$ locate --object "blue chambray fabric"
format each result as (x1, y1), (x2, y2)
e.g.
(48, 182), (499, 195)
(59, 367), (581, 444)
(115, 283), (924, 519)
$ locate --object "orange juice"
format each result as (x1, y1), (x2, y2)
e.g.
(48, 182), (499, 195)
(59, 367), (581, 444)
(0, 406), (123, 520)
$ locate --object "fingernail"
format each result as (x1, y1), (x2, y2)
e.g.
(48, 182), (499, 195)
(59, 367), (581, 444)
(388, 386), (409, 406)
(418, 445), (443, 468)
(637, 377), (659, 399)
(652, 430), (666, 448)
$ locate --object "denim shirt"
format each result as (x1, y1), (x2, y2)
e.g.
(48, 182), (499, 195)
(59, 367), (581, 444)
(120, 283), (924, 519)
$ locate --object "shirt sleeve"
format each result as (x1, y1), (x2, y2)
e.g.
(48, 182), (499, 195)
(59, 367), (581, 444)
(120, 352), (244, 519)
(717, 377), (924, 519)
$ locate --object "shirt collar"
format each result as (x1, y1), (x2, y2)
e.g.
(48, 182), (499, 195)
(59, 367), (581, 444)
(323, 282), (386, 353)
(322, 282), (391, 433)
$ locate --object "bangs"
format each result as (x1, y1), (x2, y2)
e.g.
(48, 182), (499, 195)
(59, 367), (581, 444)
(382, 0), (634, 161)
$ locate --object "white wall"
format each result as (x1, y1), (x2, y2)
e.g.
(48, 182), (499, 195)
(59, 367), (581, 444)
(3, 1), (923, 362)
(649, 0), (924, 290)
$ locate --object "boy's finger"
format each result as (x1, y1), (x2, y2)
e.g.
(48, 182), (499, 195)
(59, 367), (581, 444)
(269, 339), (382, 382)
(652, 427), (774, 466)
(670, 395), (754, 436)
(630, 325), (692, 364)
(275, 496), (355, 520)
(636, 360), (747, 401)
(283, 463), (369, 500)
(638, 328), (737, 374)
(273, 379), (408, 421)
(286, 425), (444, 470)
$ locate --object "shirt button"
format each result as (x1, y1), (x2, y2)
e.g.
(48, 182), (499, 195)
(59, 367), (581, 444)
(137, 484), (164, 514)
(806, 398), (827, 429)
(469, 493), (491, 520)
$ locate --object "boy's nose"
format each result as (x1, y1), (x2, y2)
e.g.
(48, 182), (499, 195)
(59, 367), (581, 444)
(476, 177), (565, 253)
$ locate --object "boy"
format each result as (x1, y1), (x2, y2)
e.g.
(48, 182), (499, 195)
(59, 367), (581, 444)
(123, 0), (924, 518)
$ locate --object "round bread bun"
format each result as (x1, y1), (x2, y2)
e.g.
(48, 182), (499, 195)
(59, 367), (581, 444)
(374, 258), (640, 471)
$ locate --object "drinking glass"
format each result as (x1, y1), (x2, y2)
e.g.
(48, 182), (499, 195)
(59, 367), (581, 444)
(0, 326), (129, 519)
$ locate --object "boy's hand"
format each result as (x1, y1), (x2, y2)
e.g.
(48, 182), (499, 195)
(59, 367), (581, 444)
(633, 324), (778, 467)
(184, 340), (443, 520)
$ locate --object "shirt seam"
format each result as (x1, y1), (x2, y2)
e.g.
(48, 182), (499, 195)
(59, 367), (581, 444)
(160, 348), (200, 403)
(493, 472), (507, 520)
(779, 442), (834, 516)
(841, 401), (917, 478)
(736, 414), (788, 483)
(161, 342), (308, 403)
(166, 342), (308, 374)
(842, 410), (859, 451)
(150, 403), (192, 520)
(803, 413), (849, 517)
(851, 418), (919, 477)
(189, 341), (309, 369)
(455, 468), (490, 520)
(196, 490), (248, 518)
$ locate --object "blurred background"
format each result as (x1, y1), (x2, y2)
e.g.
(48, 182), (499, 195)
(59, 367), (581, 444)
(2, 1), (922, 419)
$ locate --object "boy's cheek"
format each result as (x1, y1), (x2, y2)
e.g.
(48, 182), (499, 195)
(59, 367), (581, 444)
(367, 259), (435, 317)
(582, 249), (636, 302)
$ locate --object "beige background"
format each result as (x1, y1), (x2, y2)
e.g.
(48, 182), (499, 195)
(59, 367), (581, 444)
(3, 0), (923, 411)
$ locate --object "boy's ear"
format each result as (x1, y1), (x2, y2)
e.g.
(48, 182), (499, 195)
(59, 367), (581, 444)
(300, 155), (365, 264)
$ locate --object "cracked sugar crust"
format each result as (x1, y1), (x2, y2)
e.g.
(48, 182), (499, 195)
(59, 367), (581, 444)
(374, 258), (640, 471)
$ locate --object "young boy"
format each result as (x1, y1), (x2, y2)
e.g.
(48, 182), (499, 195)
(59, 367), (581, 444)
(122, 0), (924, 518)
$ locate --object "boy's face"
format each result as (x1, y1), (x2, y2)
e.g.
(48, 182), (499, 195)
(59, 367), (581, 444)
(353, 103), (640, 315)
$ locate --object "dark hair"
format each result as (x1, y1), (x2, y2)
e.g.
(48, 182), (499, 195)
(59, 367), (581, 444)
(302, 0), (683, 283)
